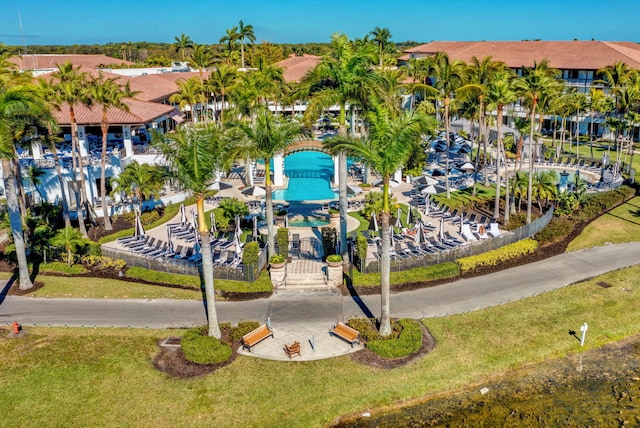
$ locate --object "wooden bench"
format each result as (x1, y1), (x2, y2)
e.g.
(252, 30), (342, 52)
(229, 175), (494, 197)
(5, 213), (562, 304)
(330, 322), (360, 347)
(241, 324), (274, 352)
(284, 341), (301, 359)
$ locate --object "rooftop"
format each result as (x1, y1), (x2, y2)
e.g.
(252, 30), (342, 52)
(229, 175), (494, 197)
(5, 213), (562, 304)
(276, 54), (322, 82)
(8, 54), (134, 70)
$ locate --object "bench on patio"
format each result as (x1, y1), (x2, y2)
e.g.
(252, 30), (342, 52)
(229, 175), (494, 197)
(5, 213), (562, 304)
(284, 341), (301, 359)
(330, 322), (360, 348)
(241, 324), (274, 352)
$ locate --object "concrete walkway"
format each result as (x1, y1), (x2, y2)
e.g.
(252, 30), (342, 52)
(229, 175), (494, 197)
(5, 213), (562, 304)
(1, 242), (639, 361)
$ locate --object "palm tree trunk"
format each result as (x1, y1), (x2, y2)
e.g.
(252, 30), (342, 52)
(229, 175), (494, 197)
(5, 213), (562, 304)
(338, 103), (348, 258)
(2, 159), (33, 289)
(197, 197), (221, 339)
(527, 103), (537, 224)
(70, 112), (88, 237)
(100, 114), (112, 230)
(494, 107), (503, 220)
(378, 183), (391, 336)
(265, 157), (275, 257)
(444, 98), (451, 198)
(575, 113), (580, 159)
(47, 129), (71, 228)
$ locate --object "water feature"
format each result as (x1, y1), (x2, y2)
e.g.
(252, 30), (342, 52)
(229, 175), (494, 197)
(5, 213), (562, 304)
(272, 151), (338, 201)
(288, 216), (330, 228)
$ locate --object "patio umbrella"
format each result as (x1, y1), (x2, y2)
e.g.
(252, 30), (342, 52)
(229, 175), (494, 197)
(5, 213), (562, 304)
(459, 212), (465, 234)
(430, 169), (446, 177)
(190, 209), (197, 231)
(234, 232), (242, 258)
(368, 212), (378, 234)
(241, 185), (266, 198)
(373, 179), (400, 188)
(168, 237), (174, 254)
(416, 221), (427, 245)
(421, 184), (445, 196)
(179, 203), (187, 226)
(166, 224), (172, 243)
(210, 211), (217, 234)
(455, 144), (472, 154)
(235, 215), (242, 239)
(211, 180), (233, 192)
(406, 206), (413, 226)
(333, 185), (362, 196)
(252, 215), (258, 239)
(412, 175), (438, 186)
(134, 213), (145, 237)
(439, 214), (445, 241)
(389, 226), (395, 246)
(459, 162), (475, 172)
(394, 207), (402, 230)
(284, 214), (289, 228)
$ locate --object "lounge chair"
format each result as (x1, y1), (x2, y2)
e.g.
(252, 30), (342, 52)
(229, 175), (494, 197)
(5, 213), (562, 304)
(489, 223), (501, 237)
(461, 224), (477, 242)
(476, 224), (489, 239)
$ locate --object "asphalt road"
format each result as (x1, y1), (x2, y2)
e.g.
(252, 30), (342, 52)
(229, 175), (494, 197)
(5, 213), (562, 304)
(1, 242), (639, 329)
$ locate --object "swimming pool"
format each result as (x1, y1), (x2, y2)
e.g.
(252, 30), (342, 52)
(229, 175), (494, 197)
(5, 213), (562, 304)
(272, 151), (339, 201)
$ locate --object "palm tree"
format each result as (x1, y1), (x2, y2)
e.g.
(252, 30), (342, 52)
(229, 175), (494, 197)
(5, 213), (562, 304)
(587, 88), (611, 159)
(207, 63), (237, 124)
(51, 226), (85, 266)
(23, 164), (46, 203)
(110, 160), (166, 214)
(50, 61), (93, 236)
(486, 69), (517, 223)
(532, 170), (558, 211)
(0, 79), (49, 290)
(302, 33), (379, 256)
(173, 34), (193, 61)
(513, 60), (559, 224)
(153, 124), (233, 339)
(330, 106), (428, 336)
(240, 112), (304, 257)
(88, 72), (139, 230)
(237, 20), (256, 69)
(169, 77), (205, 123)
(425, 52), (470, 198)
(220, 26), (239, 65)
(370, 27), (392, 69)
(190, 44), (212, 81)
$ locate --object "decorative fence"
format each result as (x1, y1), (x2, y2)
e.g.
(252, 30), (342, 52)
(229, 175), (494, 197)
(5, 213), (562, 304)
(358, 207), (554, 274)
(101, 245), (268, 282)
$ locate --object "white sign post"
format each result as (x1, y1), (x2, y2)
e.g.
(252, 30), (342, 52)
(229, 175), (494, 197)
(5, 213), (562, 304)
(580, 322), (588, 346)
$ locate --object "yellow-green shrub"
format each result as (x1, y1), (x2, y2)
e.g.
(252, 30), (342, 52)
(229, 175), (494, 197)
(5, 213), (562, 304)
(81, 255), (127, 271)
(456, 239), (538, 273)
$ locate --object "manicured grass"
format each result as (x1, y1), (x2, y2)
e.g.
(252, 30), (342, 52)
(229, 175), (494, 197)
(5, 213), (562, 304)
(27, 275), (200, 299)
(432, 184), (496, 211)
(1, 265), (640, 427)
(38, 262), (89, 275)
(543, 139), (640, 174)
(567, 196), (640, 252)
(350, 262), (460, 287)
(125, 266), (273, 293)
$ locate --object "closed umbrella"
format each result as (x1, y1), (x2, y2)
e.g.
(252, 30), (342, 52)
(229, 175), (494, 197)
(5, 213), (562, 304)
(234, 232), (242, 258)
(416, 221), (427, 244)
(179, 204), (187, 226)
(368, 211), (378, 235)
(252, 215), (258, 239)
(389, 226), (395, 246)
(406, 206), (413, 226)
(459, 212), (465, 234)
(135, 213), (145, 237)
(440, 213), (445, 241)
(395, 207), (402, 229)
(284, 214), (289, 228)
(235, 215), (242, 239)
(210, 211), (217, 234)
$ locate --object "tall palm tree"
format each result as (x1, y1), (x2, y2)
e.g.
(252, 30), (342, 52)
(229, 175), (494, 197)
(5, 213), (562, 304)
(330, 106), (428, 336)
(50, 61), (93, 236)
(587, 88), (611, 159)
(425, 52), (470, 198)
(486, 69), (517, 222)
(190, 44), (213, 81)
(23, 164), (46, 203)
(240, 112), (304, 257)
(302, 33), (379, 256)
(153, 124), (233, 339)
(532, 170), (558, 211)
(370, 27), (392, 69)
(207, 63), (237, 124)
(513, 60), (559, 224)
(88, 72), (138, 230)
(237, 20), (256, 69)
(220, 26), (239, 65)
(173, 34), (193, 61)
(36, 79), (72, 228)
(0, 80), (49, 290)
(169, 77), (205, 123)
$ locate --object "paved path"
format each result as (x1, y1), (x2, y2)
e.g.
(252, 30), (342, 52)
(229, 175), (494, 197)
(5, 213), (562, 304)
(1, 242), (638, 360)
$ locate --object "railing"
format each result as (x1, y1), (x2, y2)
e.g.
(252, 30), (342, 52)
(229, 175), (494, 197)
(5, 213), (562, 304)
(359, 208), (554, 274)
(102, 245), (267, 282)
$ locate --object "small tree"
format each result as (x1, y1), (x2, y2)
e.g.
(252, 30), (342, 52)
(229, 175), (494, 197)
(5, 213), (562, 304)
(242, 241), (260, 281)
(51, 226), (85, 266)
(277, 228), (289, 258)
(355, 235), (368, 272)
(321, 226), (337, 260)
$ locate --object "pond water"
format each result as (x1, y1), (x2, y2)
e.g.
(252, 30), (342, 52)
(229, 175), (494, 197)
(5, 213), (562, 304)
(335, 336), (640, 427)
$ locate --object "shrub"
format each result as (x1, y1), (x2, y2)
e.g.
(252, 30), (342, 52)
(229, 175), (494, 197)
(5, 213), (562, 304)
(81, 255), (127, 272)
(219, 197), (249, 223)
(242, 241), (260, 277)
(321, 226), (337, 259)
(456, 239), (539, 273)
(140, 209), (160, 225)
(355, 236), (368, 271)
(346, 318), (395, 341)
(39, 261), (88, 275)
(535, 218), (574, 244)
(270, 254), (286, 264)
(277, 228), (289, 257)
(326, 254), (342, 263)
(85, 242), (102, 257)
(365, 319), (423, 358)
(229, 321), (260, 342)
(181, 326), (233, 364)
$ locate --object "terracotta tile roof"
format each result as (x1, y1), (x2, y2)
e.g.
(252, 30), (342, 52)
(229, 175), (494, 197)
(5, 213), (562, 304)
(51, 99), (176, 126)
(404, 41), (640, 70)
(127, 72), (210, 102)
(8, 54), (134, 70)
(276, 54), (321, 82)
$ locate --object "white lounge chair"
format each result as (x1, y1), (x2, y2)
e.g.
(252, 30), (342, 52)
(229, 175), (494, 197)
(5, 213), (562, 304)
(461, 223), (477, 242)
(489, 223), (501, 237)
(476, 224), (489, 239)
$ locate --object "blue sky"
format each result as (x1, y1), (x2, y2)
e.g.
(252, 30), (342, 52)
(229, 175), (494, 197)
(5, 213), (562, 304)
(2, 0), (640, 46)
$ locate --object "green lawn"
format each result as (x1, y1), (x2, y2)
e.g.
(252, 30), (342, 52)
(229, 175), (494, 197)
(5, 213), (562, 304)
(432, 184), (496, 211)
(566, 196), (640, 252)
(1, 265), (639, 427)
(543, 139), (640, 173)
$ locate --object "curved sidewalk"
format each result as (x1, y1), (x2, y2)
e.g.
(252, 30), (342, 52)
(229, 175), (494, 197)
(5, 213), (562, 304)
(1, 242), (639, 361)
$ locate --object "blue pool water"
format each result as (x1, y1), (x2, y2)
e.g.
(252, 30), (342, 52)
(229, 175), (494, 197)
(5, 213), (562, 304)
(273, 151), (339, 201)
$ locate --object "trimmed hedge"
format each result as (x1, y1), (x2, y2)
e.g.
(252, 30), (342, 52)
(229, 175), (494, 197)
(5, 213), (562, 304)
(573, 185), (636, 223)
(365, 319), (423, 358)
(180, 326), (233, 364)
(456, 239), (539, 273)
(350, 262), (460, 287)
(535, 218), (574, 245)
